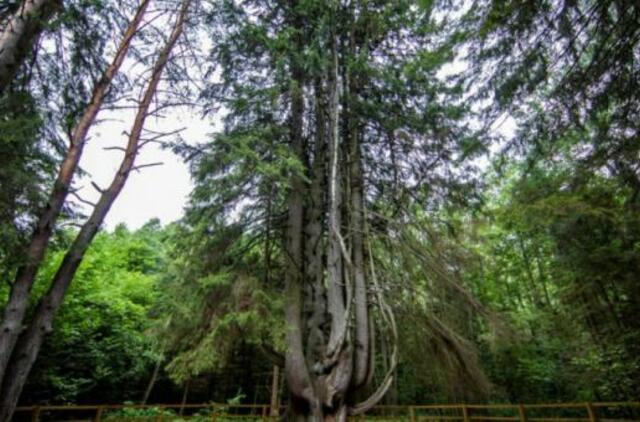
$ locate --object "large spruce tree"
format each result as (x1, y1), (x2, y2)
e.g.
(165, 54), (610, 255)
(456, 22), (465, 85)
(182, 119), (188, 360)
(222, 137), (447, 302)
(171, 0), (486, 419)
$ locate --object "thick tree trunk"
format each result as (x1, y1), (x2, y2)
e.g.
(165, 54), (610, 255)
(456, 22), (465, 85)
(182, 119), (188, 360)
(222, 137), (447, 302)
(0, 0), (150, 385)
(325, 32), (347, 362)
(283, 0), (316, 412)
(0, 2), (190, 419)
(320, 32), (353, 417)
(0, 0), (61, 92)
(349, 124), (370, 391)
(346, 33), (370, 391)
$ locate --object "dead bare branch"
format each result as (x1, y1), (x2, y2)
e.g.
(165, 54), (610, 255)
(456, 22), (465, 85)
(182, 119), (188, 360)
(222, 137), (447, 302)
(132, 162), (164, 172)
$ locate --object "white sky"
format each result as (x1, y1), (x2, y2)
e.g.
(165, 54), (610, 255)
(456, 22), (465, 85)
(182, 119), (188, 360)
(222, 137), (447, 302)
(70, 4), (221, 231)
(77, 107), (217, 230)
(63, 2), (223, 231)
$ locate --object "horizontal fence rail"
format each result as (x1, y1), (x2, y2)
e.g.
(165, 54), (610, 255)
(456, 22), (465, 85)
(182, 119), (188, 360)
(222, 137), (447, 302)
(12, 402), (640, 422)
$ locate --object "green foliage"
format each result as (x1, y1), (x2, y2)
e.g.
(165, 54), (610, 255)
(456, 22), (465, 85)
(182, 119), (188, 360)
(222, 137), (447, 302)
(451, 0), (640, 403)
(0, 0), (146, 281)
(21, 223), (166, 403)
(151, 221), (285, 384)
(2, 0), (639, 410)
(0, 91), (53, 278)
(465, 165), (640, 402)
(103, 406), (177, 421)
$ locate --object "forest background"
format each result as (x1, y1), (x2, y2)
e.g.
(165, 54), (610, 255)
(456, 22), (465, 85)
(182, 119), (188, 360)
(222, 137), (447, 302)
(1, 0), (639, 413)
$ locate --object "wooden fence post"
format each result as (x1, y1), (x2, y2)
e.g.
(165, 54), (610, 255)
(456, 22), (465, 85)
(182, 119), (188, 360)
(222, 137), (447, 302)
(95, 406), (104, 422)
(155, 405), (165, 422)
(410, 406), (416, 422)
(462, 405), (470, 422)
(211, 404), (217, 422)
(518, 404), (527, 422)
(586, 403), (598, 422)
(31, 406), (41, 422)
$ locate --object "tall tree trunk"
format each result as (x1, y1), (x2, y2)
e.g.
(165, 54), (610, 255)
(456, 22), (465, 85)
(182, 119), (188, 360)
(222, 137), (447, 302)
(321, 31), (352, 422)
(325, 30), (347, 362)
(281, 3), (397, 419)
(0, 0), (150, 385)
(283, 1), (317, 417)
(346, 23), (370, 391)
(304, 78), (327, 374)
(0, 0), (61, 93)
(0, 2), (190, 419)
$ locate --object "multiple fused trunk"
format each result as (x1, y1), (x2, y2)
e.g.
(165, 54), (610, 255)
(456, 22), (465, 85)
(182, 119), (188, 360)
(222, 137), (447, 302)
(283, 11), (396, 421)
(0, 0), (62, 93)
(0, 0), (190, 419)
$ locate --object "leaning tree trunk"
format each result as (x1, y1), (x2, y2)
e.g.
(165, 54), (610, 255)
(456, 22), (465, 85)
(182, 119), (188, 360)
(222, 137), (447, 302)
(0, 0), (61, 93)
(0, 0), (150, 384)
(0, 1), (191, 419)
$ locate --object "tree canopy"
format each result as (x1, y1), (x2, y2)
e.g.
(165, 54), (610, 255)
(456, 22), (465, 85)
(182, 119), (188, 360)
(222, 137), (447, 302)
(0, 0), (639, 420)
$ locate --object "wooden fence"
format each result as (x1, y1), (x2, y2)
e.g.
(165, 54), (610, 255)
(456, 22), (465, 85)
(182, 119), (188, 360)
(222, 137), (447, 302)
(12, 402), (640, 422)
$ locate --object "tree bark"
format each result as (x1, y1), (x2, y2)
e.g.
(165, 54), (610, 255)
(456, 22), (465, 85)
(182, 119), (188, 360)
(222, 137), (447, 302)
(304, 79), (328, 374)
(325, 31), (347, 362)
(283, 0), (316, 413)
(0, 0), (150, 385)
(0, 1), (190, 419)
(0, 0), (61, 93)
(346, 28), (370, 391)
(320, 32), (353, 419)
(281, 3), (397, 419)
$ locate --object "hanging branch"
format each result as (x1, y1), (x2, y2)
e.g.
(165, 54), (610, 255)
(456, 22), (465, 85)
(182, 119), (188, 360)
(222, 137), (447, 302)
(349, 219), (398, 416)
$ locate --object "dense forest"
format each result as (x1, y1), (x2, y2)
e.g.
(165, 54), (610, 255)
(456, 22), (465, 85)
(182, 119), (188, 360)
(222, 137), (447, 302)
(1, 0), (639, 421)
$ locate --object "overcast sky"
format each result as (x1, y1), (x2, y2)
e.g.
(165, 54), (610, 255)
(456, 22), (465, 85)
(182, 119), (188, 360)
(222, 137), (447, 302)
(77, 106), (217, 230)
